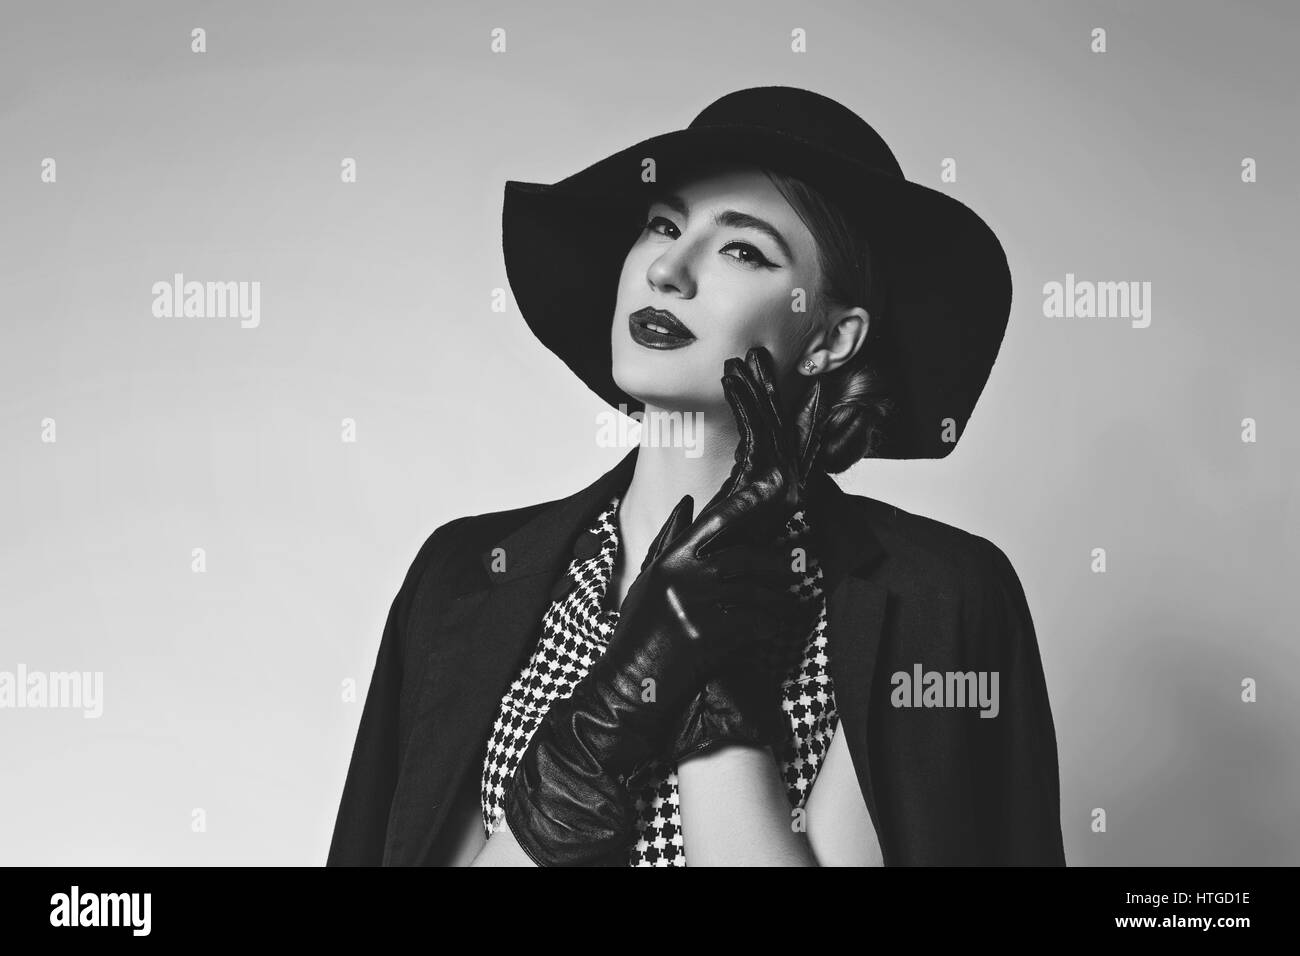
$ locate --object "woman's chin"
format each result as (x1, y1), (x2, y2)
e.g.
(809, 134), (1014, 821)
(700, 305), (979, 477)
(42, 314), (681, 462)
(613, 355), (727, 412)
(616, 391), (720, 418)
(612, 367), (678, 405)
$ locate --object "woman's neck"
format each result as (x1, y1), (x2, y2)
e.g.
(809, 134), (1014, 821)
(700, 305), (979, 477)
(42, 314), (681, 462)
(607, 402), (740, 609)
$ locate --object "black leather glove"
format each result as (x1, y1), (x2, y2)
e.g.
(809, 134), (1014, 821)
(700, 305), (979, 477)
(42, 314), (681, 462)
(502, 361), (808, 867)
(667, 345), (831, 764)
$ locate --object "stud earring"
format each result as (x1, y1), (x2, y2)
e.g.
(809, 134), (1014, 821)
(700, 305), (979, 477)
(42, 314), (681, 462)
(802, 359), (817, 374)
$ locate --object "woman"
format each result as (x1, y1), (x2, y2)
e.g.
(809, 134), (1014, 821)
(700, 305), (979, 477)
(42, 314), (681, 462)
(327, 86), (1066, 867)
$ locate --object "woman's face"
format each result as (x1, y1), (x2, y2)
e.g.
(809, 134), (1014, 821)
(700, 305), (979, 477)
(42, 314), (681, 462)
(610, 164), (822, 413)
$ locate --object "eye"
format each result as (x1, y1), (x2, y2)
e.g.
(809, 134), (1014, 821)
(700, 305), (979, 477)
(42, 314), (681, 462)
(642, 215), (679, 238)
(721, 241), (775, 268)
(642, 215), (776, 270)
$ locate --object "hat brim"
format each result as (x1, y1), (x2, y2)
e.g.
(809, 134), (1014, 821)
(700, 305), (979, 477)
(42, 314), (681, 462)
(502, 125), (1012, 460)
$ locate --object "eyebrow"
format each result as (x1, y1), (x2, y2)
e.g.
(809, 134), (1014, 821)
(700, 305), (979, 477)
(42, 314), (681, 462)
(650, 191), (796, 264)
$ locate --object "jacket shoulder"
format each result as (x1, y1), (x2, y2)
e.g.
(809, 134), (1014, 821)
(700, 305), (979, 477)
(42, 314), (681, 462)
(845, 492), (1038, 667)
(402, 496), (562, 597)
(844, 493), (1064, 865)
(850, 493), (1022, 602)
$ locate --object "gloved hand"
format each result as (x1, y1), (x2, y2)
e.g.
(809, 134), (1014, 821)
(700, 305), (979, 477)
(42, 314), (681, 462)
(666, 345), (831, 764)
(727, 344), (832, 498)
(502, 356), (809, 867)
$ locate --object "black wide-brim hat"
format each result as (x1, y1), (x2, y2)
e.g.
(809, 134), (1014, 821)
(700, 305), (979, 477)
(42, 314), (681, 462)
(502, 85), (1012, 460)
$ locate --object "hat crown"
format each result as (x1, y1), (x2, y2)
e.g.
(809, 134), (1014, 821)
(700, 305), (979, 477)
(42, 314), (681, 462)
(688, 86), (904, 179)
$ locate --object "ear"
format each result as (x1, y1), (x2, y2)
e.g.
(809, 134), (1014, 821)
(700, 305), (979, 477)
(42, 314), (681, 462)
(799, 306), (870, 377)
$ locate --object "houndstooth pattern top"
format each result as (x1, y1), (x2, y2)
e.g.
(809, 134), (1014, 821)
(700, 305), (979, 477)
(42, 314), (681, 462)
(479, 493), (837, 866)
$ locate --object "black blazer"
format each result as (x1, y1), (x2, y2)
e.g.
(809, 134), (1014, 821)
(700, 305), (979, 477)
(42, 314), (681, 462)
(327, 447), (1066, 866)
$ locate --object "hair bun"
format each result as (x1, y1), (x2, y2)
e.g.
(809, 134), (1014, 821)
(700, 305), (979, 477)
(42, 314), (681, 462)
(812, 373), (896, 475)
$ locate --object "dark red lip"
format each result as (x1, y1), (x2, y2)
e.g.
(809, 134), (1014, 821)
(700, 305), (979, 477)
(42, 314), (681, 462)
(629, 307), (695, 350)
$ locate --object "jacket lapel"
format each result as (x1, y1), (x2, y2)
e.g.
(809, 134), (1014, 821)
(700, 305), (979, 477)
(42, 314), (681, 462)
(383, 452), (892, 865)
(805, 469), (892, 857)
(383, 448), (640, 865)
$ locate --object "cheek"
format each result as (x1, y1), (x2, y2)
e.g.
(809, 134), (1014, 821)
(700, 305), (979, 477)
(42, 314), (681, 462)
(613, 257), (635, 305)
(610, 263), (641, 343)
(716, 287), (809, 363)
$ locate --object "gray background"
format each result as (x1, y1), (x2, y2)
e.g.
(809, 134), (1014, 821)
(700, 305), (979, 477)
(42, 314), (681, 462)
(1, 0), (1295, 865)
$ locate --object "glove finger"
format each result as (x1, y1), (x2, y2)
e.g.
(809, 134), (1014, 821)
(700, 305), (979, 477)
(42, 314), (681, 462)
(642, 493), (695, 573)
(723, 356), (783, 478)
(724, 355), (801, 514)
(692, 470), (790, 557)
(744, 346), (799, 468)
(732, 347), (804, 495)
(793, 376), (826, 486)
(699, 372), (761, 513)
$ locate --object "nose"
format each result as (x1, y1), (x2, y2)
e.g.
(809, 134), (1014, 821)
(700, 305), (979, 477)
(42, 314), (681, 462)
(645, 243), (696, 299)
